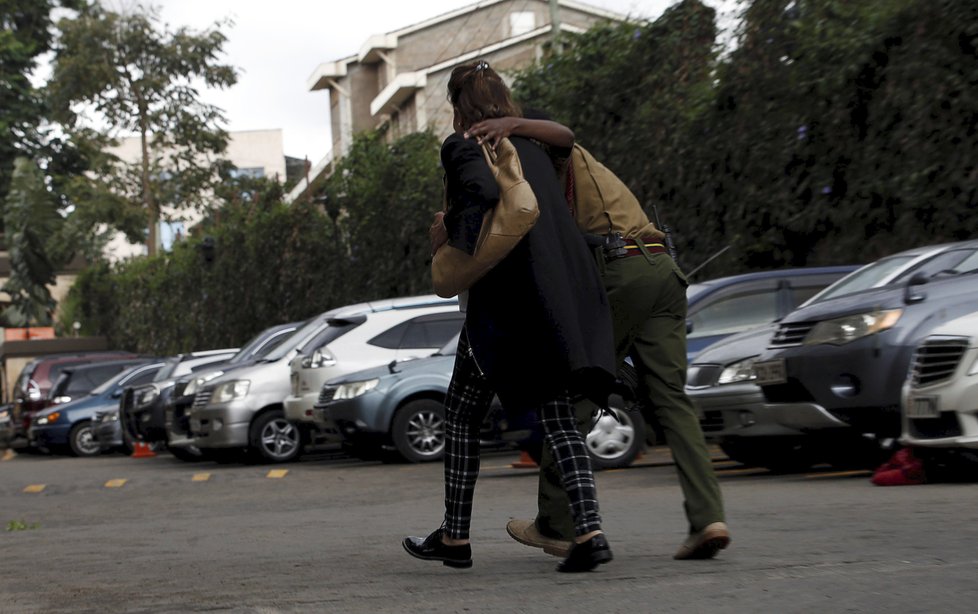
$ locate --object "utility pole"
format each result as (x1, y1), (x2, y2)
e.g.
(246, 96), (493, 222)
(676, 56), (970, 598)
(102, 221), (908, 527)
(549, 0), (561, 51)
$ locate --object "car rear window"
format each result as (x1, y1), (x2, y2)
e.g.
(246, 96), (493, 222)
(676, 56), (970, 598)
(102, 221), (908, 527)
(367, 313), (465, 350)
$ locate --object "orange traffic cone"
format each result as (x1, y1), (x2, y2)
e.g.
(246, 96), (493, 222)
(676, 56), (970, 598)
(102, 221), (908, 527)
(511, 450), (538, 469)
(131, 441), (157, 458)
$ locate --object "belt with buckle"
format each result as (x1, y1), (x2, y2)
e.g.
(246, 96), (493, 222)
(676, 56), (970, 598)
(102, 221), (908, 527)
(623, 242), (667, 257)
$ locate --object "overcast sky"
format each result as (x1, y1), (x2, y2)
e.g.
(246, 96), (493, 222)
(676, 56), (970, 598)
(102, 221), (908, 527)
(101, 0), (734, 163)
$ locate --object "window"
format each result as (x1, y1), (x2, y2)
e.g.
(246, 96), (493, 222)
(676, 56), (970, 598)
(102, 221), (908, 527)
(229, 167), (265, 179)
(688, 291), (779, 339)
(368, 313), (465, 350)
(510, 11), (535, 36)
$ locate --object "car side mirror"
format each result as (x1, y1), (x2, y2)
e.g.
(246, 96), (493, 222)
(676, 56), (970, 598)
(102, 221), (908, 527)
(112, 389), (123, 399)
(686, 319), (694, 334)
(904, 272), (928, 304)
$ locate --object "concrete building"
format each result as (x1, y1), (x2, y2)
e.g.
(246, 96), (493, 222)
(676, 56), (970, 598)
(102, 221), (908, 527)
(287, 0), (626, 203)
(104, 128), (287, 261)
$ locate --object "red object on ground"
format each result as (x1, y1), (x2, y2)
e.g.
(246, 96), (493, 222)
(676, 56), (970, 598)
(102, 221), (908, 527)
(511, 450), (538, 469)
(872, 448), (926, 486)
(131, 441), (157, 458)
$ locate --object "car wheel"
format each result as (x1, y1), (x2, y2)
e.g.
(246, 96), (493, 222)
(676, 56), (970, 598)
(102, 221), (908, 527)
(167, 443), (203, 462)
(719, 437), (817, 473)
(585, 399), (646, 470)
(68, 421), (102, 457)
(391, 400), (446, 463)
(249, 410), (302, 463)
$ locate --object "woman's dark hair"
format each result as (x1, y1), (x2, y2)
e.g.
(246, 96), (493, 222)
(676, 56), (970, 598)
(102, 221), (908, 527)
(447, 60), (522, 128)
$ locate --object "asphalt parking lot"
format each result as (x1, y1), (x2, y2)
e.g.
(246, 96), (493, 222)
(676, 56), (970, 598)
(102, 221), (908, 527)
(2, 446), (978, 613)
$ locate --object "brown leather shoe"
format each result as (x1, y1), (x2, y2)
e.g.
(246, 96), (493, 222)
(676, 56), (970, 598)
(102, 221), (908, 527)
(674, 521), (731, 560)
(506, 519), (572, 558)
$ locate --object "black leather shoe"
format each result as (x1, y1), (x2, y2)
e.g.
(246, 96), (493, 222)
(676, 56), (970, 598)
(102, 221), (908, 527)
(402, 528), (473, 569)
(556, 533), (613, 573)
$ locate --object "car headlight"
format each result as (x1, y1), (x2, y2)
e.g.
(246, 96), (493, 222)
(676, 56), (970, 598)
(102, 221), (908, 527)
(302, 348), (337, 369)
(35, 412), (62, 426)
(211, 380), (251, 404)
(50, 395), (72, 405)
(718, 357), (758, 385)
(184, 371), (224, 397)
(333, 378), (379, 400)
(803, 309), (903, 346)
(134, 385), (160, 407)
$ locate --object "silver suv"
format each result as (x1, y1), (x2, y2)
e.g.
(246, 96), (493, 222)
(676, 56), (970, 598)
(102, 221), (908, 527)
(189, 295), (459, 463)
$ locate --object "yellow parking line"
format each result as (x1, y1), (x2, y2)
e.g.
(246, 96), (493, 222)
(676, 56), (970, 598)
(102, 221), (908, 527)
(266, 469), (288, 479)
(192, 473), (211, 482)
(23, 484), (45, 493)
(805, 469), (873, 479)
(104, 479), (127, 488)
(2, 449), (16, 461)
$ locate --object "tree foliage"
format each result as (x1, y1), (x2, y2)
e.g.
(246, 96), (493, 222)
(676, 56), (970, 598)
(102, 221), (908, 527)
(61, 130), (443, 353)
(46, 2), (237, 255)
(2, 157), (60, 326)
(514, 0), (978, 278)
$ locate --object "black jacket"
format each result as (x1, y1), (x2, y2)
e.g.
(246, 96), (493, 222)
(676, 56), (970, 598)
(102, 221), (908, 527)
(440, 133), (615, 408)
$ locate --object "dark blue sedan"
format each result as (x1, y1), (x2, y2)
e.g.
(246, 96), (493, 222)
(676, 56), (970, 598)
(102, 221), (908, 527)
(28, 361), (164, 456)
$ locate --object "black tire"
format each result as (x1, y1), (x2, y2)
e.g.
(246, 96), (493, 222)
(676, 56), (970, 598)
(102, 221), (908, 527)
(120, 428), (135, 456)
(719, 437), (818, 473)
(68, 421), (102, 457)
(249, 409), (302, 464)
(167, 443), (204, 462)
(391, 399), (446, 463)
(585, 397), (646, 470)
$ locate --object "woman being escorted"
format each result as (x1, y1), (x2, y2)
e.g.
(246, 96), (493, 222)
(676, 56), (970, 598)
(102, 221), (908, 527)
(402, 60), (616, 573)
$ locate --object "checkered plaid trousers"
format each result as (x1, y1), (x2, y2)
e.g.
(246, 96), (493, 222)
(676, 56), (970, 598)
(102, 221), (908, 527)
(442, 329), (602, 540)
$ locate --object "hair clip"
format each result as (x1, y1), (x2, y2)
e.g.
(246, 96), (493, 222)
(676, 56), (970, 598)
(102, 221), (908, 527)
(475, 60), (489, 72)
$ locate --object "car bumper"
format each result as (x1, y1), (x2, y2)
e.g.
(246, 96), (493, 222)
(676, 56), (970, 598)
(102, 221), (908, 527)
(901, 375), (978, 449)
(93, 418), (123, 449)
(284, 393), (320, 424)
(691, 384), (807, 439)
(189, 404), (251, 448)
(28, 423), (72, 447)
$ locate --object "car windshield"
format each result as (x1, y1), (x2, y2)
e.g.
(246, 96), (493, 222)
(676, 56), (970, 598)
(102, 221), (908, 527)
(808, 255), (917, 303)
(262, 318), (323, 361)
(90, 367), (138, 396)
(890, 247), (978, 282)
(227, 324), (298, 364)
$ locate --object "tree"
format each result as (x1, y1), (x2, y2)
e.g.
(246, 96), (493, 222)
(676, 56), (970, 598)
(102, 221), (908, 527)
(2, 157), (61, 327)
(0, 0), (82, 218)
(46, 2), (237, 256)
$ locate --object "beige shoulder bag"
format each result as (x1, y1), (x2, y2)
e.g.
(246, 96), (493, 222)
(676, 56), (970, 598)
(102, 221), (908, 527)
(431, 137), (539, 298)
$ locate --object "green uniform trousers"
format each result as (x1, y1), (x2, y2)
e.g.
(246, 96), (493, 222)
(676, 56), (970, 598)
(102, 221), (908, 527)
(536, 248), (725, 537)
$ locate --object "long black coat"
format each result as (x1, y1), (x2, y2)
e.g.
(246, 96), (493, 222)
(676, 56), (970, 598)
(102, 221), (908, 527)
(440, 133), (615, 408)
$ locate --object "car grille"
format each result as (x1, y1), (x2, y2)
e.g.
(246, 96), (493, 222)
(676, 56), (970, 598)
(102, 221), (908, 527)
(909, 337), (969, 388)
(193, 388), (213, 410)
(769, 322), (816, 348)
(317, 386), (337, 405)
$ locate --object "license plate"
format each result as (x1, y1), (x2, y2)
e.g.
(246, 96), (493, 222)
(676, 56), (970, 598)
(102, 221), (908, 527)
(907, 396), (939, 419)
(753, 359), (787, 386)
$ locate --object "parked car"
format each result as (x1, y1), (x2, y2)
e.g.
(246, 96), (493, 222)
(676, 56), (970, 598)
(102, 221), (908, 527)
(187, 296), (457, 464)
(115, 348), (239, 459)
(750, 243), (978, 468)
(46, 358), (153, 408)
(317, 333), (648, 468)
(0, 403), (13, 450)
(283, 296), (463, 441)
(900, 310), (978, 451)
(682, 265), (859, 360)
(10, 351), (136, 440)
(158, 322), (302, 459)
(687, 241), (975, 470)
(28, 361), (164, 456)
